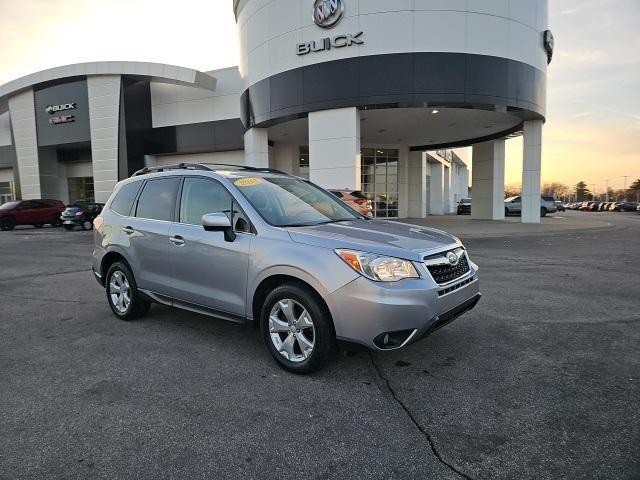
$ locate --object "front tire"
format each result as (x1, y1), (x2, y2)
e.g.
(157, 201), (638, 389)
(0, 217), (15, 231)
(541, 207), (548, 217)
(82, 220), (93, 231)
(260, 283), (336, 374)
(105, 261), (150, 321)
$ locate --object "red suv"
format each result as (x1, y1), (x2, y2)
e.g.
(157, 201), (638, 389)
(0, 199), (65, 231)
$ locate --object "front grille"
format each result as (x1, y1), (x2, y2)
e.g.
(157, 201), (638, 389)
(438, 275), (475, 296)
(427, 254), (470, 285)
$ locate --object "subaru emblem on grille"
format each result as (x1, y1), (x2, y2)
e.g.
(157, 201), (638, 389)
(446, 252), (459, 266)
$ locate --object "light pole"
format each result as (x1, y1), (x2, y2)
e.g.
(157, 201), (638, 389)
(622, 176), (629, 201)
(604, 179), (610, 202)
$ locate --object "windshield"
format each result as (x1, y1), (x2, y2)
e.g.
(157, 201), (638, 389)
(0, 201), (20, 210)
(460, 198), (471, 204)
(232, 175), (363, 227)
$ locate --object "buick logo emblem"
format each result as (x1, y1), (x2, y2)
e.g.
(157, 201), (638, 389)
(446, 252), (459, 266)
(45, 103), (76, 115)
(313, 0), (344, 29)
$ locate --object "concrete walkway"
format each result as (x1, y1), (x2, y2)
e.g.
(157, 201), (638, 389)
(395, 210), (631, 239)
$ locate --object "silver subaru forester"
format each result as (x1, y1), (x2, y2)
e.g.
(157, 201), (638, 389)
(92, 164), (480, 373)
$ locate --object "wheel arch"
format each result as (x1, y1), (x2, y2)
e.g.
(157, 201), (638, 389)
(99, 248), (133, 285)
(251, 273), (334, 333)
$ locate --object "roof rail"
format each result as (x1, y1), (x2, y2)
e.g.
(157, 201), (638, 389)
(131, 163), (212, 177)
(200, 163), (286, 175)
(131, 162), (287, 177)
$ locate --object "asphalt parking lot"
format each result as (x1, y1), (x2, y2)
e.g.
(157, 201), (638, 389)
(1, 211), (638, 480)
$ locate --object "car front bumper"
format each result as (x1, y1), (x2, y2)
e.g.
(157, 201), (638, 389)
(325, 261), (480, 351)
(60, 217), (85, 226)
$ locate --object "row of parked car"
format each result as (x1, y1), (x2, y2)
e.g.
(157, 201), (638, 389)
(565, 201), (640, 212)
(0, 199), (104, 231)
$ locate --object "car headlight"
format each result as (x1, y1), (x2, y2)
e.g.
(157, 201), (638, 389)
(335, 249), (419, 282)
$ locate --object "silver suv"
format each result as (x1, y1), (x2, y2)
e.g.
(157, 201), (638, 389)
(504, 196), (558, 217)
(92, 164), (480, 373)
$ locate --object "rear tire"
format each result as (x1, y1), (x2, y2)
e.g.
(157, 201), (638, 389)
(541, 207), (548, 217)
(0, 217), (15, 231)
(82, 220), (93, 231)
(50, 217), (61, 227)
(105, 261), (150, 321)
(260, 283), (336, 374)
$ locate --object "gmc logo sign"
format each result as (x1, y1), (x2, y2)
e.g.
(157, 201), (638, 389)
(49, 115), (75, 125)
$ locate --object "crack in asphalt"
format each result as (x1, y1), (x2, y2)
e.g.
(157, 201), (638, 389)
(0, 268), (92, 283)
(0, 292), (102, 304)
(368, 353), (475, 480)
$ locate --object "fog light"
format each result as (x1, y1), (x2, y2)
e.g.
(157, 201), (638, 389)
(374, 329), (417, 350)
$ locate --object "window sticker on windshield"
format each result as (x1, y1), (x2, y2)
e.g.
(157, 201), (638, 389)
(234, 178), (263, 187)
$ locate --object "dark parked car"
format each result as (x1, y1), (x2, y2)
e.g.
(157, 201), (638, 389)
(61, 202), (104, 230)
(582, 202), (600, 211)
(612, 202), (638, 212)
(0, 199), (64, 231)
(457, 198), (471, 215)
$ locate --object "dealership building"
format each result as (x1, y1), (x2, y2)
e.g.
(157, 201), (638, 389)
(0, 0), (550, 222)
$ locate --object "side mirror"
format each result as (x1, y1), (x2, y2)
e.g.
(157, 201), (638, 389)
(202, 212), (236, 242)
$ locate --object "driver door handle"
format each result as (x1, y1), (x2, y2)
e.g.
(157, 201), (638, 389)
(170, 235), (185, 247)
(122, 226), (134, 235)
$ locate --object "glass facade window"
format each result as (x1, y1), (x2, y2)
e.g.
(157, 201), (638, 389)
(67, 177), (95, 203)
(298, 146), (399, 218)
(299, 146), (310, 180)
(0, 181), (15, 204)
(361, 148), (399, 218)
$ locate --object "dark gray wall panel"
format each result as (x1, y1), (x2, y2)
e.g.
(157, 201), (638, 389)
(240, 53), (546, 129)
(34, 79), (91, 147)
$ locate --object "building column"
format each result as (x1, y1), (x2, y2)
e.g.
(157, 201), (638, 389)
(429, 161), (444, 215)
(408, 151), (427, 218)
(522, 120), (543, 223)
(471, 139), (505, 220)
(443, 165), (451, 213)
(272, 143), (298, 175)
(8, 89), (40, 199)
(87, 75), (121, 203)
(459, 166), (470, 199)
(309, 107), (360, 190)
(244, 128), (269, 168)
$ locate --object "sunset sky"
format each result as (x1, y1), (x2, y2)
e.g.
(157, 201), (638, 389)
(0, 0), (638, 193)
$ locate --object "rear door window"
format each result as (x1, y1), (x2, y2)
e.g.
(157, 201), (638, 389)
(135, 177), (180, 222)
(110, 182), (142, 216)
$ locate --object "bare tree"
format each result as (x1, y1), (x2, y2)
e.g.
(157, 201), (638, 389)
(504, 183), (521, 198)
(542, 182), (571, 199)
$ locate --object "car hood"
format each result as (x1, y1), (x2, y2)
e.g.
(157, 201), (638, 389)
(286, 219), (459, 261)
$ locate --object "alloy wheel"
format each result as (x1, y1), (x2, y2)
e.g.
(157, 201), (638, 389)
(109, 270), (131, 314)
(268, 299), (315, 363)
